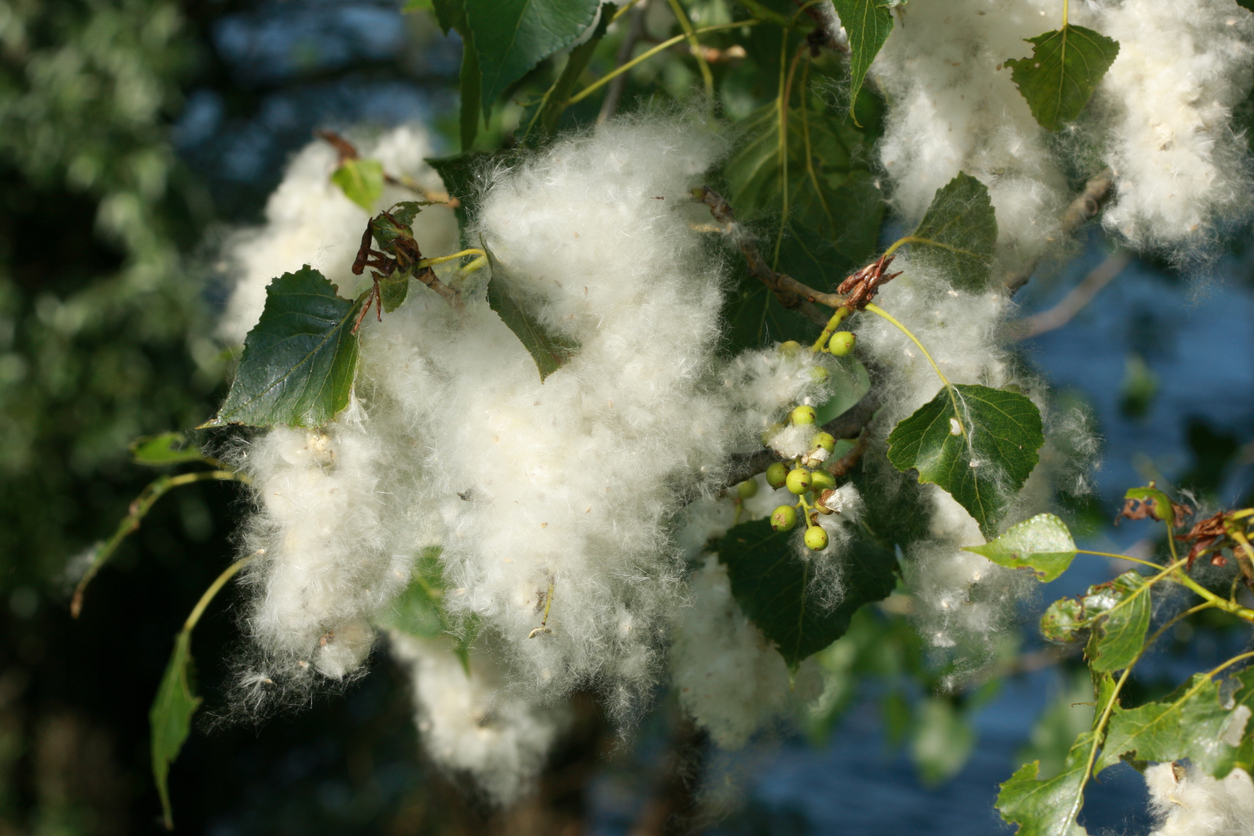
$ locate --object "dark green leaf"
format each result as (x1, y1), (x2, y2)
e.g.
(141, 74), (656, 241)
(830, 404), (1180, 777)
(1006, 25), (1119, 131)
(886, 384), (1044, 538)
(465, 0), (601, 120)
(403, 0), (434, 12)
(720, 100), (883, 349)
(717, 518), (898, 670)
(130, 432), (207, 467)
(331, 158), (384, 211)
(831, 0), (894, 116)
(484, 246), (577, 381)
(1082, 571), (1150, 672)
(460, 34), (482, 149)
(906, 172), (998, 291)
(997, 732), (1094, 836)
(1097, 671), (1254, 776)
(964, 513), (1077, 582)
(431, 0), (465, 33)
(379, 276), (410, 313)
(428, 151), (503, 242)
(206, 267), (361, 428)
(150, 631), (201, 831)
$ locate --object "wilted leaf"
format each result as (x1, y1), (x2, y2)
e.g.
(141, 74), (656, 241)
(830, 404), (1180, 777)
(206, 267), (362, 428)
(831, 0), (893, 116)
(717, 518), (897, 670)
(997, 731), (1094, 836)
(906, 172), (998, 291)
(965, 513), (1077, 582)
(465, 0), (601, 120)
(1097, 670), (1254, 776)
(1083, 571), (1150, 672)
(1041, 597), (1084, 643)
(886, 384), (1043, 538)
(485, 246), (577, 381)
(151, 632), (201, 830)
(130, 433), (207, 467)
(1006, 25), (1119, 131)
(331, 158), (384, 211)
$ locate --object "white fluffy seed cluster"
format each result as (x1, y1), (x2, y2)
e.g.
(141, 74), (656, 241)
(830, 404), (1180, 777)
(222, 116), (854, 798)
(1144, 762), (1254, 836)
(865, 0), (1254, 265)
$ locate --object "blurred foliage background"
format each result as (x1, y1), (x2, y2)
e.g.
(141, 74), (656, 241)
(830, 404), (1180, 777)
(2, 1), (1253, 835)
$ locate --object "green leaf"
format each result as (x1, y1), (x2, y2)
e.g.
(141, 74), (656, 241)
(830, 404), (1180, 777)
(465, 0), (601, 120)
(717, 518), (898, 670)
(330, 158), (385, 211)
(831, 0), (894, 116)
(130, 432), (207, 467)
(460, 34), (482, 150)
(206, 267), (362, 428)
(484, 245), (578, 381)
(886, 384), (1044, 538)
(1041, 596), (1085, 644)
(1097, 671), (1254, 776)
(1082, 571), (1150, 672)
(431, 0), (465, 34)
(150, 631), (201, 831)
(997, 732), (1094, 836)
(906, 172), (998, 291)
(720, 100), (883, 349)
(428, 151), (504, 243)
(964, 513), (1077, 582)
(403, 0), (434, 12)
(911, 697), (975, 786)
(1006, 25), (1119, 131)
(379, 547), (450, 640)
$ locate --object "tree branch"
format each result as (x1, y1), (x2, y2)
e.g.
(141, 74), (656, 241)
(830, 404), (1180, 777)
(696, 186), (838, 323)
(1008, 250), (1131, 340)
(1004, 168), (1115, 293)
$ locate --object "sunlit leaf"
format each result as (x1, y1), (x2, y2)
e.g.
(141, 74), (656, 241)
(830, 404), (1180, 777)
(331, 158), (384, 211)
(465, 0), (600, 120)
(906, 172), (998, 292)
(997, 731), (1094, 836)
(130, 432), (207, 467)
(886, 384), (1043, 538)
(1006, 25), (1119, 131)
(1097, 670), (1254, 777)
(1082, 571), (1150, 672)
(717, 518), (898, 670)
(831, 0), (894, 116)
(150, 631), (201, 831)
(206, 267), (361, 428)
(964, 513), (1077, 582)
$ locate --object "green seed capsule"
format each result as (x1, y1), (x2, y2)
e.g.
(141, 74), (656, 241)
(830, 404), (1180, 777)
(779, 340), (802, 357)
(765, 462), (789, 490)
(809, 365), (830, 383)
(810, 470), (835, 492)
(804, 525), (829, 551)
(790, 405), (817, 425)
(770, 505), (798, 532)
(736, 479), (759, 500)
(829, 331), (856, 357)
(786, 468), (812, 495)
(811, 432), (836, 453)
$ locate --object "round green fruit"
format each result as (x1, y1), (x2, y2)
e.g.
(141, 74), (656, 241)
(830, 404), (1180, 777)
(811, 432), (836, 453)
(770, 505), (798, 532)
(810, 470), (835, 491)
(809, 365), (830, 383)
(829, 331), (856, 357)
(790, 405), (817, 425)
(786, 468), (812, 495)
(779, 340), (802, 357)
(765, 462), (789, 489)
(736, 479), (759, 500)
(804, 525), (829, 551)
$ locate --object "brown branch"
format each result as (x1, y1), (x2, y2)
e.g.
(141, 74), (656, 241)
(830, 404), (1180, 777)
(1008, 250), (1131, 340)
(696, 186), (838, 323)
(1005, 168), (1115, 293)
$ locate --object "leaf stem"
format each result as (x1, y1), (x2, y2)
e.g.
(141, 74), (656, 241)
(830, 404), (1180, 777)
(1062, 0), (1069, 28)
(183, 555), (255, 633)
(812, 306), (851, 353)
(568, 20), (757, 105)
(71, 469), (248, 618)
(863, 303), (951, 389)
(664, 0), (715, 116)
(417, 248), (485, 269)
